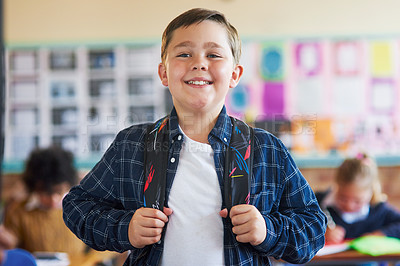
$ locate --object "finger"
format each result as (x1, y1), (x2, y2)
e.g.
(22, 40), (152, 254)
(231, 211), (251, 226)
(232, 223), (250, 236)
(163, 207), (173, 216)
(235, 231), (258, 244)
(138, 227), (164, 238)
(136, 235), (162, 247)
(229, 205), (252, 218)
(219, 208), (228, 218)
(139, 216), (167, 229)
(140, 208), (169, 223)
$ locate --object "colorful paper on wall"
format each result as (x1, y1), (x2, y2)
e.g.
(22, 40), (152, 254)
(314, 119), (336, 152)
(333, 41), (360, 76)
(370, 78), (396, 114)
(262, 82), (284, 118)
(371, 41), (393, 77)
(332, 77), (365, 116)
(295, 78), (325, 115)
(295, 42), (322, 76)
(260, 43), (284, 81)
(229, 84), (250, 113)
(290, 117), (317, 154)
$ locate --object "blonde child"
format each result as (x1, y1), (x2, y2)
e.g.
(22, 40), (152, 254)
(318, 153), (400, 244)
(63, 8), (326, 265)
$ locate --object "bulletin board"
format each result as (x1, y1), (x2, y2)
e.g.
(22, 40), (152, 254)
(225, 38), (400, 158)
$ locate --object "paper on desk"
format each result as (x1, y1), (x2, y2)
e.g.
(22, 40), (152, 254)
(315, 241), (350, 256)
(350, 236), (400, 256)
(34, 252), (69, 266)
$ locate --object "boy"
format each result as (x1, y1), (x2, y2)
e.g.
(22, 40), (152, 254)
(63, 8), (326, 265)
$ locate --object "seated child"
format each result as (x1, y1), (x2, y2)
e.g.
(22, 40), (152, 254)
(3, 146), (87, 256)
(63, 8), (326, 265)
(317, 153), (400, 244)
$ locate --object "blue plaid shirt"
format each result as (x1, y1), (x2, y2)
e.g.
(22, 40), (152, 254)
(63, 106), (326, 265)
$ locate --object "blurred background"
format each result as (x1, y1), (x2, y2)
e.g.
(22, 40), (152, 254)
(2, 0), (400, 207)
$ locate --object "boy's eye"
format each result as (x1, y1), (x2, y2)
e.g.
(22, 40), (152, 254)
(208, 54), (221, 58)
(177, 53), (190, 58)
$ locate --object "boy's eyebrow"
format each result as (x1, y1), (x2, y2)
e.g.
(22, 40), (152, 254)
(172, 41), (224, 49)
(173, 41), (194, 49)
(204, 42), (223, 49)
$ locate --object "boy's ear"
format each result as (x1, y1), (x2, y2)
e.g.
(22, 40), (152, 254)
(158, 63), (168, 87)
(229, 64), (244, 89)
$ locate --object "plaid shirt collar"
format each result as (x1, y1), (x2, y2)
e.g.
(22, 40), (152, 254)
(168, 106), (232, 146)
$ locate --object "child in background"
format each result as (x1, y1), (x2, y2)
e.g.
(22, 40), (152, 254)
(3, 146), (87, 256)
(317, 153), (400, 244)
(63, 8), (326, 265)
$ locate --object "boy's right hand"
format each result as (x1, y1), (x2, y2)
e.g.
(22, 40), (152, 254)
(325, 225), (346, 244)
(128, 207), (173, 248)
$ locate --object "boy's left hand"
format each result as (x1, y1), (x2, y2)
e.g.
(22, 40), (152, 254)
(219, 205), (266, 246)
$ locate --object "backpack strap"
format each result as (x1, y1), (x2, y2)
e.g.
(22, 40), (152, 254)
(143, 115), (254, 212)
(143, 116), (169, 210)
(224, 117), (254, 212)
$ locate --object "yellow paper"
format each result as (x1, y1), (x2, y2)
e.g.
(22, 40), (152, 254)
(371, 42), (393, 77)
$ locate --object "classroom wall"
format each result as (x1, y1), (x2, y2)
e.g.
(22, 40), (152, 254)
(4, 0), (400, 207)
(5, 0), (400, 45)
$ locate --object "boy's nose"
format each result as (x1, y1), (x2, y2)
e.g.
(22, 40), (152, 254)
(192, 57), (207, 71)
(192, 65), (207, 70)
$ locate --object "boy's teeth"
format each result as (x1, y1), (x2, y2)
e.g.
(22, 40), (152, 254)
(188, 80), (210, 85)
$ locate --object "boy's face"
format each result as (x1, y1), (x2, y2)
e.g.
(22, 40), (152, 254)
(158, 20), (243, 117)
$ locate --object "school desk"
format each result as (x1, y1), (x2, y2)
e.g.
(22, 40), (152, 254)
(271, 250), (400, 266)
(308, 249), (400, 265)
(68, 250), (127, 266)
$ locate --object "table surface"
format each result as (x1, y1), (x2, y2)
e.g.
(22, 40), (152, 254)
(310, 249), (400, 264)
(68, 250), (126, 266)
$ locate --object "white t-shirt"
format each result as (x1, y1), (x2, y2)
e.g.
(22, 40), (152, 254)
(160, 131), (224, 266)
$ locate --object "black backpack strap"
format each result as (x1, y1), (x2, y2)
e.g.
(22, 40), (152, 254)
(143, 116), (169, 210)
(224, 117), (254, 212)
(143, 115), (254, 213)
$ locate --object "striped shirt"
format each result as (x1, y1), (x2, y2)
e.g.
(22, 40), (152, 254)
(63, 106), (326, 265)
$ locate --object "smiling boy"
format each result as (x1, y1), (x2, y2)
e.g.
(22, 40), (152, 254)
(63, 8), (326, 265)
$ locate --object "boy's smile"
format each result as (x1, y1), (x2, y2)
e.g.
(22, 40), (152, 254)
(158, 20), (243, 117)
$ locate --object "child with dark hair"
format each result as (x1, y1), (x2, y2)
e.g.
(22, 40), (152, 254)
(317, 153), (400, 244)
(3, 146), (86, 255)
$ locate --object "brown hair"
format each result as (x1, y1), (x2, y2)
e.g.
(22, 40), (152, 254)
(160, 8), (241, 65)
(335, 153), (386, 204)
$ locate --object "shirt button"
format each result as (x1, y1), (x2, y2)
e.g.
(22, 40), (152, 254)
(170, 157), (176, 163)
(224, 137), (228, 143)
(177, 135), (182, 141)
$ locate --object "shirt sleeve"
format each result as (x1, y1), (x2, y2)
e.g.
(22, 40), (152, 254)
(62, 129), (140, 253)
(251, 130), (327, 264)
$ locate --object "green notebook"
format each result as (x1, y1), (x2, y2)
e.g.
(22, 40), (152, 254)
(350, 236), (400, 256)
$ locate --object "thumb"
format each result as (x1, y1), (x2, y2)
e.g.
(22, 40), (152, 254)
(163, 207), (173, 216)
(219, 208), (228, 218)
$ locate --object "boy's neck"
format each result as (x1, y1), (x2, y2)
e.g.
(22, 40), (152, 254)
(176, 108), (220, 144)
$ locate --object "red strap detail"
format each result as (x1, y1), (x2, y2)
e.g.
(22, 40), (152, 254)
(144, 165), (154, 192)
